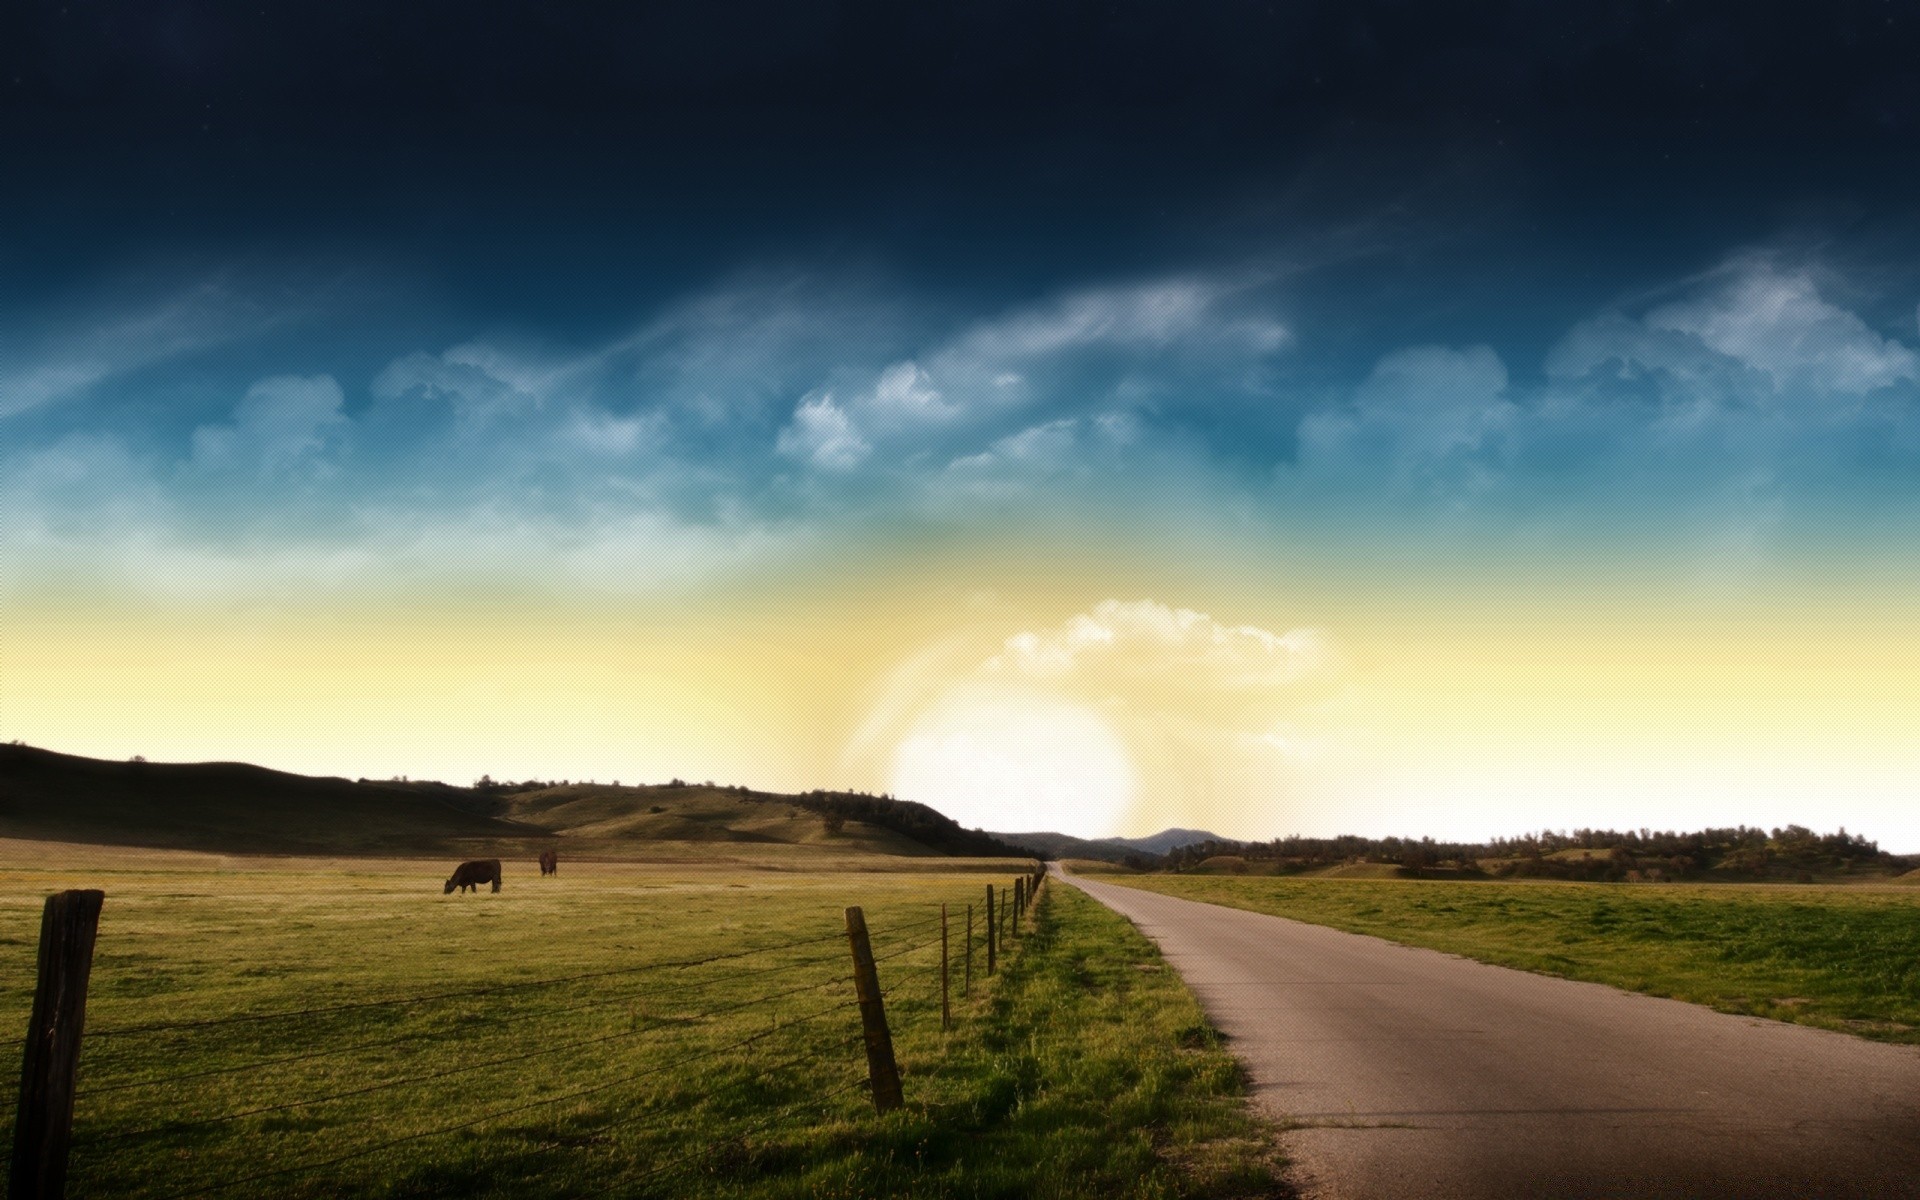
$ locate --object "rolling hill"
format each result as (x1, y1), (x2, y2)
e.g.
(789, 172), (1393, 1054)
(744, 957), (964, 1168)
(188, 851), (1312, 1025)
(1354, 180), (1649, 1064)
(0, 743), (1030, 859)
(994, 827), (1226, 864)
(0, 743), (532, 853)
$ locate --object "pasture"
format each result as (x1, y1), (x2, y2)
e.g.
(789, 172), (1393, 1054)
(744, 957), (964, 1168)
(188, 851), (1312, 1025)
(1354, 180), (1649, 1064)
(1091, 871), (1920, 1044)
(0, 841), (1273, 1197)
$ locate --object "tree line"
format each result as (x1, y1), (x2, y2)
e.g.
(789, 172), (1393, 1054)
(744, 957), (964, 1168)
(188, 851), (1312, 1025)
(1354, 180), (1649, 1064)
(1152, 824), (1901, 882)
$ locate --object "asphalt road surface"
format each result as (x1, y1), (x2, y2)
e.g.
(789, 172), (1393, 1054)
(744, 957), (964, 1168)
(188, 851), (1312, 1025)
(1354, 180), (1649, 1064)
(1060, 867), (1920, 1200)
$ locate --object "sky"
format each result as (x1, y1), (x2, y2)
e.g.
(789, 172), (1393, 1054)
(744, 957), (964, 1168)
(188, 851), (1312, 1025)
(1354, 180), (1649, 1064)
(5, 1), (1920, 848)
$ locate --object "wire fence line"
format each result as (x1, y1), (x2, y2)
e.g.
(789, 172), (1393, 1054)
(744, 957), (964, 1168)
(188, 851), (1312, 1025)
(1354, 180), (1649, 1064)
(75, 954), (862, 1103)
(74, 936), (867, 1096)
(74, 978), (863, 1150)
(81, 925), (853, 1042)
(6, 864), (1049, 1199)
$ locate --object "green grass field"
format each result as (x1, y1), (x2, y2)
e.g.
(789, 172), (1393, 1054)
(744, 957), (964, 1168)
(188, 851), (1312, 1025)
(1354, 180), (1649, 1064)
(1090, 872), (1920, 1045)
(0, 842), (1275, 1198)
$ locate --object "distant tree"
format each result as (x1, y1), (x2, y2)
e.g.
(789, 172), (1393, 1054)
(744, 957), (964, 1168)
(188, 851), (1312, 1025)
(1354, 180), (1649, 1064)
(822, 813), (847, 836)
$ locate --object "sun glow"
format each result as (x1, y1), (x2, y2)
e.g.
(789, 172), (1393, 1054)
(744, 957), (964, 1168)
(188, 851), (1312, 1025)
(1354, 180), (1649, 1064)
(887, 686), (1135, 839)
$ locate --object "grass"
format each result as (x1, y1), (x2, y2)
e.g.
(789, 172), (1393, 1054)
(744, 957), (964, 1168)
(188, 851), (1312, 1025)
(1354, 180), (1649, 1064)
(786, 882), (1283, 1199)
(0, 842), (1277, 1198)
(1088, 871), (1920, 1045)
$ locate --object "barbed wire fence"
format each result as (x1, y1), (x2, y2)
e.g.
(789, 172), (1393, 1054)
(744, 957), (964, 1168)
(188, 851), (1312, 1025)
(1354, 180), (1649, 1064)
(4, 862), (1049, 1199)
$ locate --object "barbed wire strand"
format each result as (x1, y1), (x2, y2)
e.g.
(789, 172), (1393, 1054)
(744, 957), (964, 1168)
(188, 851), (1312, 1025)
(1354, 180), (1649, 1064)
(78, 940), (859, 1096)
(84, 926), (848, 1042)
(135, 994), (867, 1200)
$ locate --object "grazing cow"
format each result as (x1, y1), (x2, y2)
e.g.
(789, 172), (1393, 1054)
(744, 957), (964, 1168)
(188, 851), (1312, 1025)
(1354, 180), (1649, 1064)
(538, 849), (558, 877)
(444, 859), (502, 894)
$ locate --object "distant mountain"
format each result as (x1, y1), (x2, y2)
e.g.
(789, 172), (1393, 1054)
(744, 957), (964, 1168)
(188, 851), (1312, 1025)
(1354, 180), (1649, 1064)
(0, 744), (1032, 860)
(993, 831), (1138, 864)
(993, 826), (1227, 863)
(1101, 828), (1226, 856)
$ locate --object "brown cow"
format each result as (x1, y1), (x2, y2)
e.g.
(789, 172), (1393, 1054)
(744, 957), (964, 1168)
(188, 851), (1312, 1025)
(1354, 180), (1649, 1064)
(538, 849), (558, 876)
(444, 859), (501, 894)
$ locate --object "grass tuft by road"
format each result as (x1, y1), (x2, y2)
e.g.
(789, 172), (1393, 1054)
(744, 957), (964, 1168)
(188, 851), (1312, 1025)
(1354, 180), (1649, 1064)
(758, 881), (1285, 1199)
(1091, 873), (1920, 1045)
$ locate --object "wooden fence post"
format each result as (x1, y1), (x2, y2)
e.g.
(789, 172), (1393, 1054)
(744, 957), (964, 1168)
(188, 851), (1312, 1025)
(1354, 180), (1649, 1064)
(984, 885), (996, 975)
(940, 903), (951, 1032)
(11, 889), (105, 1200)
(843, 907), (903, 1114)
(964, 904), (973, 996)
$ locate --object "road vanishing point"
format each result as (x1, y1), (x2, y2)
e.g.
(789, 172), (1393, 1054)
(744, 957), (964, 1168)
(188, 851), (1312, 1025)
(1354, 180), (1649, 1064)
(1060, 867), (1920, 1200)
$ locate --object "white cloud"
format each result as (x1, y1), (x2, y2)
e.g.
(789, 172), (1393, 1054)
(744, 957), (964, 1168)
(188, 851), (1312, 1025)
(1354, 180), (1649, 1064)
(192, 375), (347, 473)
(1, 435), (170, 557)
(371, 345), (548, 422)
(775, 394), (871, 469)
(767, 271), (1290, 478)
(952, 278), (1290, 361)
(865, 360), (956, 424)
(987, 598), (1332, 691)
(0, 281), (285, 419)
(946, 418), (1082, 476)
(1646, 259), (1918, 395)
(1544, 311), (1769, 399)
(555, 409), (666, 457)
(1549, 256), (1920, 408)
(1295, 344), (1516, 498)
(934, 414), (1147, 506)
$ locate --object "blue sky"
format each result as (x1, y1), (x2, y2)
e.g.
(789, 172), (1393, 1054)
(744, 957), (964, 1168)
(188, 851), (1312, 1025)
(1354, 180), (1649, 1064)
(7, 242), (1918, 600)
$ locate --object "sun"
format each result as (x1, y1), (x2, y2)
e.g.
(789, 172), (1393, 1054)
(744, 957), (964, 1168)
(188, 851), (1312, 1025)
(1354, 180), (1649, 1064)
(887, 686), (1135, 838)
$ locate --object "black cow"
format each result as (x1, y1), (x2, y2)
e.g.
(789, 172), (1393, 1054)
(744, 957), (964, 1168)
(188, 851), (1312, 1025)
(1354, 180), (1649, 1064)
(444, 859), (502, 894)
(538, 849), (558, 876)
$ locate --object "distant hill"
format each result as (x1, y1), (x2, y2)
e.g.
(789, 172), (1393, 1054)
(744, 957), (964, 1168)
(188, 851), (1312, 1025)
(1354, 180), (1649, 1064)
(1102, 827), (1225, 856)
(994, 826), (1226, 864)
(483, 780), (1026, 859)
(0, 743), (534, 854)
(994, 831), (1138, 864)
(0, 744), (1032, 859)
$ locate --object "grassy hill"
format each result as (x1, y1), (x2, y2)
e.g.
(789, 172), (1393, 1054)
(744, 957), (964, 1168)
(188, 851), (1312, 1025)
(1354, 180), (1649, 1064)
(0, 744), (1030, 860)
(490, 782), (938, 856)
(0, 743), (534, 854)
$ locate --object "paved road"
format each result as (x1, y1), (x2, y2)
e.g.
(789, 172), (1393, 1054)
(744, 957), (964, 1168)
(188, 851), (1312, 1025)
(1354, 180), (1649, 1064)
(1059, 867), (1920, 1200)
